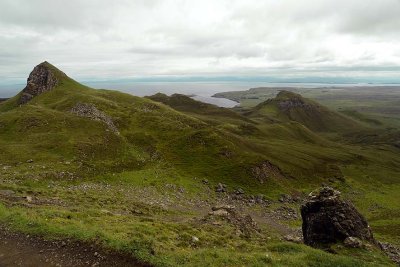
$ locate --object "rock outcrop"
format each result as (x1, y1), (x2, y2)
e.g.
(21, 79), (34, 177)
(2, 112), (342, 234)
(70, 103), (119, 135)
(200, 205), (260, 237)
(301, 186), (374, 247)
(277, 95), (317, 112)
(251, 160), (284, 183)
(19, 61), (66, 104)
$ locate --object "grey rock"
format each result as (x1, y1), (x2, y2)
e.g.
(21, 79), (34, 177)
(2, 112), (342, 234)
(379, 242), (400, 265)
(283, 234), (303, 244)
(344, 237), (363, 248)
(301, 186), (374, 247)
(19, 62), (66, 104)
(209, 209), (229, 216)
(235, 188), (245, 195)
(0, 190), (15, 196)
(251, 160), (283, 183)
(204, 205), (259, 237)
(215, 183), (227, 193)
(70, 103), (119, 135)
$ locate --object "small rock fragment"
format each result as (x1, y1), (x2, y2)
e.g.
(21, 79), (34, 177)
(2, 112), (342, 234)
(344, 237), (363, 248)
(215, 183), (227, 193)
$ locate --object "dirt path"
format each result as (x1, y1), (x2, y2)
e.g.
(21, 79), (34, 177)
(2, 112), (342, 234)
(0, 226), (150, 267)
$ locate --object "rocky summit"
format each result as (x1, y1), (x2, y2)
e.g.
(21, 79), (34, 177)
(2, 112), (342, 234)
(301, 186), (375, 247)
(19, 61), (66, 104)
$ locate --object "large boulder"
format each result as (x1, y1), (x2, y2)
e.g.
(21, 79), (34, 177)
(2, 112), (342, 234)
(301, 186), (374, 247)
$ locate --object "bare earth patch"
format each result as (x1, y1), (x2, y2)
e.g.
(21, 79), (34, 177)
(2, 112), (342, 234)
(0, 226), (150, 267)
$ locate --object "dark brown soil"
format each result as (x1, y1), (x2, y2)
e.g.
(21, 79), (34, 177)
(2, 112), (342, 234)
(0, 226), (151, 267)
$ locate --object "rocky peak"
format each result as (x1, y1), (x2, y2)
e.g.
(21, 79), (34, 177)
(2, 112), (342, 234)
(276, 91), (316, 111)
(19, 61), (67, 104)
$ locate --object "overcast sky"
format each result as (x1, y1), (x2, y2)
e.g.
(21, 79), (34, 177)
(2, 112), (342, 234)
(1, 0), (400, 84)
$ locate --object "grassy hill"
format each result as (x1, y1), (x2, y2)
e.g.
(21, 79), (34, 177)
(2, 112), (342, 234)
(0, 62), (399, 266)
(248, 90), (362, 133)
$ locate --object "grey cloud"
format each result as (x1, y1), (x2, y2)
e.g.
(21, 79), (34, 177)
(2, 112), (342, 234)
(0, 0), (400, 83)
(333, 1), (400, 35)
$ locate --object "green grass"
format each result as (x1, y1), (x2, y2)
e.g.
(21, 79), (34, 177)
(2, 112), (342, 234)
(0, 63), (399, 266)
(0, 194), (393, 267)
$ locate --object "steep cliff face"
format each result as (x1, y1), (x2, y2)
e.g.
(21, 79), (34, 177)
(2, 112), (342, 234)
(19, 61), (67, 104)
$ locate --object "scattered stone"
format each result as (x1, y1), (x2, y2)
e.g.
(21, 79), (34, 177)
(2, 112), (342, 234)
(279, 194), (292, 203)
(272, 206), (298, 220)
(25, 196), (33, 203)
(0, 190), (15, 196)
(344, 237), (363, 248)
(209, 209), (229, 217)
(202, 179), (209, 184)
(283, 234), (303, 244)
(191, 236), (199, 243)
(278, 194), (301, 203)
(301, 186), (375, 247)
(215, 183), (227, 193)
(379, 242), (400, 265)
(255, 194), (265, 204)
(212, 205), (235, 212)
(251, 160), (284, 183)
(26, 159), (34, 163)
(70, 103), (119, 135)
(235, 188), (245, 195)
(201, 205), (259, 237)
(229, 193), (271, 207)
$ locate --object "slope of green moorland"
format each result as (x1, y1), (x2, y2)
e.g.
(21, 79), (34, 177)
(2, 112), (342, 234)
(0, 62), (399, 266)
